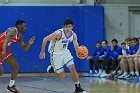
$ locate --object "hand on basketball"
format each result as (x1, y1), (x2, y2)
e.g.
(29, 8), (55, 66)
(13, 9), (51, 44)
(39, 51), (45, 59)
(28, 36), (36, 45)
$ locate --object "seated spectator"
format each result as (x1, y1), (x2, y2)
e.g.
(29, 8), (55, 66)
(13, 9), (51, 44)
(125, 37), (139, 78)
(87, 41), (103, 75)
(109, 39), (122, 73)
(98, 40), (111, 77)
(117, 42), (130, 78)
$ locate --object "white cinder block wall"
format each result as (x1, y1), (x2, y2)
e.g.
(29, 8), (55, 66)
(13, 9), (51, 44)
(103, 5), (129, 44)
(0, 0), (140, 44)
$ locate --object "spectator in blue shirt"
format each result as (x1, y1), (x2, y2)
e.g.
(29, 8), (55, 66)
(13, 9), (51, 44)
(87, 41), (103, 75)
(117, 42), (130, 78)
(109, 39), (122, 73)
(98, 40), (111, 77)
(126, 37), (140, 77)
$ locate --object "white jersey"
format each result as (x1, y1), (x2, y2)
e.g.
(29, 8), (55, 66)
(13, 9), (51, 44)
(122, 50), (127, 55)
(48, 28), (74, 54)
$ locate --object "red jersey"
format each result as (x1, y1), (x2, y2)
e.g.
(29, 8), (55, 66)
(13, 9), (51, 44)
(0, 27), (20, 49)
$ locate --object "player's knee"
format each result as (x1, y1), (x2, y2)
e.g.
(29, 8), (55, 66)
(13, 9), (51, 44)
(134, 57), (139, 62)
(57, 72), (65, 79)
(56, 68), (65, 79)
(68, 64), (75, 71)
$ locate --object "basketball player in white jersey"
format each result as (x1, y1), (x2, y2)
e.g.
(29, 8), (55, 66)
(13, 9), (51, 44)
(39, 18), (86, 93)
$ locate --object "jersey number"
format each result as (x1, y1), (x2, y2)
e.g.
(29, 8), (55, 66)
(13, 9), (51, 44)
(63, 44), (67, 48)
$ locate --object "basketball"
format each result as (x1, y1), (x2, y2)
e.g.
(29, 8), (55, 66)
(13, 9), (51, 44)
(76, 46), (88, 59)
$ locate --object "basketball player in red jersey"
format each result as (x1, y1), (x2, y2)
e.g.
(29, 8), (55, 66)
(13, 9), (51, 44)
(0, 20), (35, 93)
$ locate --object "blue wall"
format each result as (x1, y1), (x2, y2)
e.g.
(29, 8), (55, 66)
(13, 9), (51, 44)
(0, 6), (105, 73)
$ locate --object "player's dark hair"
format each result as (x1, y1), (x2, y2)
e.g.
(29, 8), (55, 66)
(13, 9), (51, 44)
(121, 42), (126, 45)
(111, 39), (118, 43)
(64, 18), (73, 25)
(102, 40), (108, 44)
(131, 37), (139, 42)
(15, 20), (25, 27)
(96, 41), (101, 44)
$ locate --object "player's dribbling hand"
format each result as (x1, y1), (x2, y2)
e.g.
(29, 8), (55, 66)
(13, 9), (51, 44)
(39, 52), (45, 59)
(28, 36), (36, 45)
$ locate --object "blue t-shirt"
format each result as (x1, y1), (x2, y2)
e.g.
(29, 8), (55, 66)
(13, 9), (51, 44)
(101, 46), (111, 59)
(92, 47), (103, 59)
(110, 45), (122, 59)
(129, 44), (139, 55)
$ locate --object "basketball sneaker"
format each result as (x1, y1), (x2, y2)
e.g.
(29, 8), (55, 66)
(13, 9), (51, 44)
(75, 84), (86, 93)
(7, 85), (20, 93)
(47, 65), (54, 73)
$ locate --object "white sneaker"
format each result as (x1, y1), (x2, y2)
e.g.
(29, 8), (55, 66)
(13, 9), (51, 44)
(47, 65), (54, 73)
(118, 72), (128, 79)
(100, 71), (107, 78)
(135, 72), (139, 77)
(89, 70), (93, 74)
(94, 69), (102, 77)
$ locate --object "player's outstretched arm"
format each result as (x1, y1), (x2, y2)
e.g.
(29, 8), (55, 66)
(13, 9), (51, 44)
(18, 36), (35, 52)
(1, 29), (16, 58)
(39, 31), (61, 59)
(73, 33), (79, 51)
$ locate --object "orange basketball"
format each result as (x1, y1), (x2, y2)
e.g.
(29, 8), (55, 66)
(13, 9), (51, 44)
(76, 46), (88, 59)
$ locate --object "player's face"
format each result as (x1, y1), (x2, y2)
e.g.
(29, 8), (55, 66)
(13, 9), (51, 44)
(18, 23), (26, 33)
(131, 40), (137, 46)
(112, 41), (117, 47)
(96, 43), (101, 49)
(121, 44), (126, 50)
(64, 24), (73, 31)
(101, 41), (107, 48)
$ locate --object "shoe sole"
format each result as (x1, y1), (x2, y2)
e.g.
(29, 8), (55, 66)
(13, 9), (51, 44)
(6, 89), (10, 91)
(75, 91), (86, 93)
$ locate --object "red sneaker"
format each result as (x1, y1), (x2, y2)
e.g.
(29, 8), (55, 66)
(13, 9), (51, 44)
(7, 85), (20, 93)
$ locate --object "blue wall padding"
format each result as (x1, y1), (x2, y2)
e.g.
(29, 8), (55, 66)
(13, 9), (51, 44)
(0, 6), (104, 73)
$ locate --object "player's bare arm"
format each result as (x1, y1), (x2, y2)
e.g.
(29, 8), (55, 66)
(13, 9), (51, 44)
(73, 33), (79, 51)
(1, 28), (16, 58)
(39, 31), (61, 59)
(18, 36), (35, 52)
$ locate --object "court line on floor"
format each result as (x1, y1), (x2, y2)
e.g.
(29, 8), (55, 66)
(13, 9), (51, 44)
(17, 84), (65, 93)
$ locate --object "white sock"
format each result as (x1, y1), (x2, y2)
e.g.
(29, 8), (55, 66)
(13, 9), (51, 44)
(75, 81), (80, 85)
(98, 69), (102, 73)
(135, 71), (139, 76)
(90, 70), (92, 74)
(9, 80), (15, 87)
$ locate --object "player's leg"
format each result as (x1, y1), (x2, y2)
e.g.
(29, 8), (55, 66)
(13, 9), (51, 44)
(64, 50), (86, 93)
(118, 58), (128, 78)
(94, 59), (102, 77)
(134, 57), (140, 76)
(4, 55), (20, 93)
(138, 58), (140, 73)
(50, 53), (66, 79)
(67, 63), (86, 93)
(0, 50), (4, 76)
(125, 58), (135, 78)
(89, 58), (94, 74)
(0, 63), (4, 76)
